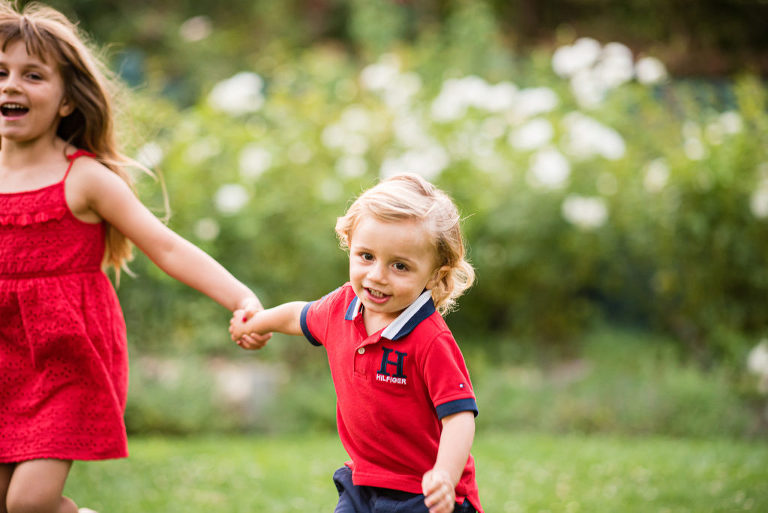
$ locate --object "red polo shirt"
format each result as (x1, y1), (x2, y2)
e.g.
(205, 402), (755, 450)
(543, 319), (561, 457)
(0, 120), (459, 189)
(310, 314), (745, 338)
(300, 283), (482, 512)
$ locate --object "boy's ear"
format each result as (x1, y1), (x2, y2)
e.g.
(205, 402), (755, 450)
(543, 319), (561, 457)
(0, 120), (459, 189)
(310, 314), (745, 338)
(427, 265), (451, 289)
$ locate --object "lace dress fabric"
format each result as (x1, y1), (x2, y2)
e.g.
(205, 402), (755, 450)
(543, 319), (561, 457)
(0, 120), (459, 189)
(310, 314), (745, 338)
(0, 151), (128, 463)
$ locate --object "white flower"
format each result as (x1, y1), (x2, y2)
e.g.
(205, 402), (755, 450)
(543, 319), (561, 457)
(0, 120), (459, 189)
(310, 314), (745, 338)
(750, 179), (768, 219)
(431, 77), (517, 122)
(748, 340), (768, 376)
(552, 37), (601, 78)
(475, 81), (517, 112)
(430, 77), (480, 122)
(508, 118), (554, 150)
(380, 145), (450, 181)
(360, 54), (401, 91)
(136, 142), (163, 169)
(481, 116), (507, 139)
(562, 195), (608, 230)
(570, 70), (607, 108)
(382, 72), (422, 110)
(239, 145), (272, 181)
(594, 42), (634, 89)
(214, 184), (249, 215)
(321, 123), (369, 155)
(335, 155), (368, 178)
(431, 92), (467, 122)
(748, 340), (768, 394)
(321, 123), (346, 150)
(208, 72), (264, 115)
(705, 112), (742, 145)
(179, 15), (212, 42)
(705, 121), (725, 145)
(643, 159), (670, 193)
(185, 137), (221, 164)
(340, 106), (372, 132)
(562, 112), (626, 160)
(527, 147), (570, 189)
(393, 115), (431, 148)
(718, 111), (743, 134)
(635, 56), (668, 84)
(510, 87), (559, 121)
(683, 137), (706, 160)
(194, 217), (220, 241)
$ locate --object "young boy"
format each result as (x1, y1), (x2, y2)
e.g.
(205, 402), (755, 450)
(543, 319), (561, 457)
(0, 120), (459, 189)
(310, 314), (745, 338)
(231, 173), (482, 513)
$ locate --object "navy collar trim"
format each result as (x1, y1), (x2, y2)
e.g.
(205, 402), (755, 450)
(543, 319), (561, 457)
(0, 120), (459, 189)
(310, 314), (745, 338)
(345, 290), (436, 340)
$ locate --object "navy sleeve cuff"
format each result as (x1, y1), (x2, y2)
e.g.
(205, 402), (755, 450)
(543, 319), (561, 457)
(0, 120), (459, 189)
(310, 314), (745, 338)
(435, 398), (478, 419)
(300, 301), (321, 346)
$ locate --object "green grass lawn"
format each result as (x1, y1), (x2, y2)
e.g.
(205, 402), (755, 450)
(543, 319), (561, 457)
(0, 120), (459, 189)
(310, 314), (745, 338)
(65, 432), (767, 512)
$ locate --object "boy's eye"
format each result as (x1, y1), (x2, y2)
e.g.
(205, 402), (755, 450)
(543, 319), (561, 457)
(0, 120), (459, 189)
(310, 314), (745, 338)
(361, 252), (374, 261)
(393, 262), (408, 271)
(26, 73), (42, 80)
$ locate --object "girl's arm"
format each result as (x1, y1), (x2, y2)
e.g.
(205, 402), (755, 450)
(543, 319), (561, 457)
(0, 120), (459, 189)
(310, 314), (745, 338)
(69, 158), (259, 312)
(230, 301), (307, 342)
(422, 411), (476, 513)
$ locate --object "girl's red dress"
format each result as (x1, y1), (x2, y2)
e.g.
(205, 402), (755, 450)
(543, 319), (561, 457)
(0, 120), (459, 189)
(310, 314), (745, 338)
(0, 150), (128, 462)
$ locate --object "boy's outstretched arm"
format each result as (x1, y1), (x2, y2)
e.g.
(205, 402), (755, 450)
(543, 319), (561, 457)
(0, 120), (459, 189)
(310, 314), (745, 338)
(230, 301), (307, 348)
(422, 411), (476, 513)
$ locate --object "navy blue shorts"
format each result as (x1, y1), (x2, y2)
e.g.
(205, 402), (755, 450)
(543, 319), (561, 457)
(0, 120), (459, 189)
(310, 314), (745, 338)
(332, 466), (476, 513)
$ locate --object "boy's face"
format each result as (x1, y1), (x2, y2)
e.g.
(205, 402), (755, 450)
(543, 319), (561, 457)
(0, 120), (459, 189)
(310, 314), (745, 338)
(348, 215), (442, 326)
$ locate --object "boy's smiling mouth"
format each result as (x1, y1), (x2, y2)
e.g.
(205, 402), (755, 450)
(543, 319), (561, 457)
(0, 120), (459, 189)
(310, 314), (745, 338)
(365, 287), (390, 303)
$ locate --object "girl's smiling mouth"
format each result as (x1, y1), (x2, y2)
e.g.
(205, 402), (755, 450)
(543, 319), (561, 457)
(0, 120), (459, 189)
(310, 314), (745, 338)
(1, 103), (29, 118)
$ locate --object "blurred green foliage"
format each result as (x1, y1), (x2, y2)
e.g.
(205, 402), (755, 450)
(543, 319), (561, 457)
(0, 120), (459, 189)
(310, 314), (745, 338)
(124, 328), (761, 438)
(117, 45), (767, 370)
(18, 1), (767, 365)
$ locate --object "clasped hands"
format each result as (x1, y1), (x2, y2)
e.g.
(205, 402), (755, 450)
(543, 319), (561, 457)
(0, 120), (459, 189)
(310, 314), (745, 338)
(230, 301), (270, 350)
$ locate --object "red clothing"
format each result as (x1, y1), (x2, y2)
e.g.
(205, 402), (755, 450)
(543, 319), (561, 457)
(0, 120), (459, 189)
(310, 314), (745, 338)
(301, 283), (483, 512)
(0, 151), (128, 463)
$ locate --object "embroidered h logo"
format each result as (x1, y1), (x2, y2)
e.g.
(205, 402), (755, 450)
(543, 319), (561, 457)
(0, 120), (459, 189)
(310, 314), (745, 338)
(377, 347), (407, 379)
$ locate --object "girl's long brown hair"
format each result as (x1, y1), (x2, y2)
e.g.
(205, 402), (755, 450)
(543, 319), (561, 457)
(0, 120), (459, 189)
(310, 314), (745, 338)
(0, 1), (139, 277)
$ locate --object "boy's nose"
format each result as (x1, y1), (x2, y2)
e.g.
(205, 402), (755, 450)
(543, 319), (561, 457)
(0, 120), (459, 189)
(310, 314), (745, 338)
(367, 263), (387, 282)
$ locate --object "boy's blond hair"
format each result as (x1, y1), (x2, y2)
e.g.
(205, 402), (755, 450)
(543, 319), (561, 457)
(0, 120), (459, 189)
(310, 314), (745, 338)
(335, 173), (474, 315)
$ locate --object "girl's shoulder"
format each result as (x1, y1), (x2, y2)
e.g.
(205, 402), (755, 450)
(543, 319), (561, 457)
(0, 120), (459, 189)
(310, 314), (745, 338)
(66, 153), (127, 192)
(64, 153), (132, 221)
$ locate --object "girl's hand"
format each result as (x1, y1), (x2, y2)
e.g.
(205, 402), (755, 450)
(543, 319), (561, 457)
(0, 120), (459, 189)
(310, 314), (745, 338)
(235, 331), (270, 350)
(229, 311), (271, 350)
(422, 469), (455, 513)
(231, 297), (272, 349)
(237, 296), (264, 318)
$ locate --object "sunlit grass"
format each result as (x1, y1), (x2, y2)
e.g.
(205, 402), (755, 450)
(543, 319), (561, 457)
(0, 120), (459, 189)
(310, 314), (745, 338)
(65, 432), (767, 512)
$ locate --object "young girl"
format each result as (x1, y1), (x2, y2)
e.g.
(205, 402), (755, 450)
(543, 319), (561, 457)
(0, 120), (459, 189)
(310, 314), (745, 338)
(231, 173), (482, 513)
(0, 3), (269, 512)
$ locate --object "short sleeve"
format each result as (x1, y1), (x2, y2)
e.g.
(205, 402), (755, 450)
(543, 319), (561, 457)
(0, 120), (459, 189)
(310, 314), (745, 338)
(423, 332), (478, 419)
(299, 285), (344, 347)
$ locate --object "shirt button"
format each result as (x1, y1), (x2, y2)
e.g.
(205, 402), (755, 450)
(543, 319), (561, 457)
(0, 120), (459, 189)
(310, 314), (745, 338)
(357, 347), (365, 354)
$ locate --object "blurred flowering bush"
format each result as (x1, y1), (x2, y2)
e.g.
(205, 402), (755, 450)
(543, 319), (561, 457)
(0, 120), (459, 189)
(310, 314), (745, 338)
(120, 28), (767, 365)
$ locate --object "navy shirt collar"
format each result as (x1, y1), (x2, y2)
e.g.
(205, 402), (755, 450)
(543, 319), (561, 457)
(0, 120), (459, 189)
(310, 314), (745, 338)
(345, 290), (436, 340)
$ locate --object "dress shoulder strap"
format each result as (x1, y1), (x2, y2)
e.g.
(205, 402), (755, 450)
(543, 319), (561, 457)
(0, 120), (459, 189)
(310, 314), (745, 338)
(63, 149), (97, 180)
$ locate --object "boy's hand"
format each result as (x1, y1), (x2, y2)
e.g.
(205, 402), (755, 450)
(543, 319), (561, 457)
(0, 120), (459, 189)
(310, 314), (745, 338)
(422, 469), (455, 513)
(230, 309), (271, 350)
